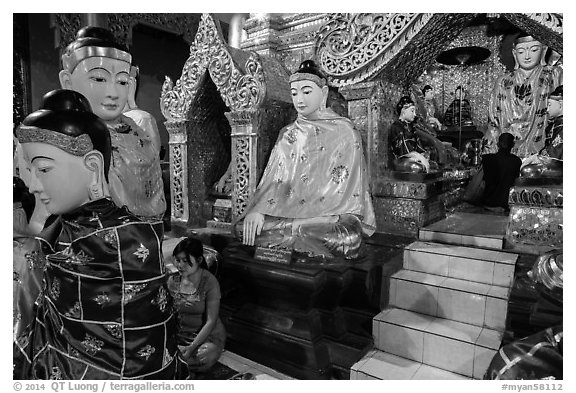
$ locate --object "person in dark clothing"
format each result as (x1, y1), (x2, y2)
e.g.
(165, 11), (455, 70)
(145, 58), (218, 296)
(482, 132), (522, 211)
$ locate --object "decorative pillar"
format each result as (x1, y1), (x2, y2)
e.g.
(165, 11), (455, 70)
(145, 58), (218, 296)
(225, 109), (264, 220)
(165, 120), (189, 227)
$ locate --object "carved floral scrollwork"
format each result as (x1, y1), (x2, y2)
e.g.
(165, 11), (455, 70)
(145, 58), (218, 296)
(170, 143), (185, 219)
(316, 13), (433, 86)
(233, 137), (251, 217)
(524, 13), (563, 34)
(161, 13), (266, 122)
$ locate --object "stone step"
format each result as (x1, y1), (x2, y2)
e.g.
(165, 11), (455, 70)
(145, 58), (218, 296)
(373, 308), (501, 379)
(389, 269), (509, 330)
(404, 241), (517, 287)
(351, 349), (471, 380)
(419, 227), (504, 249)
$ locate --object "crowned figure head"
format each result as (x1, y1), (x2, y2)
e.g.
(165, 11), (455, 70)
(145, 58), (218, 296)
(59, 26), (133, 122)
(16, 89), (112, 215)
(289, 60), (329, 119)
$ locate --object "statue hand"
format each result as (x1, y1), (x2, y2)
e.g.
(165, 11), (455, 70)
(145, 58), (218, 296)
(405, 151), (430, 172)
(243, 212), (264, 246)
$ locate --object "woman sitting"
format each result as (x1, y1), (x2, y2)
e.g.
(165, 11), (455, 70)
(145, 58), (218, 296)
(169, 237), (226, 372)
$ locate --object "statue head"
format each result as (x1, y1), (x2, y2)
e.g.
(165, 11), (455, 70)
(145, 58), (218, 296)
(455, 85), (465, 100)
(289, 60), (329, 119)
(422, 85), (434, 100)
(16, 89), (112, 215)
(512, 34), (547, 71)
(396, 96), (416, 122)
(547, 85), (563, 118)
(59, 26), (132, 122)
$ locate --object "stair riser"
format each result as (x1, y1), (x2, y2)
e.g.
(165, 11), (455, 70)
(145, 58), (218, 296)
(389, 279), (508, 331)
(374, 321), (497, 378)
(404, 249), (514, 287)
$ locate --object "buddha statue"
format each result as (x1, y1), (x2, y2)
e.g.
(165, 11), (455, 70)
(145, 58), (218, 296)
(58, 26), (166, 221)
(484, 34), (562, 158)
(443, 85), (473, 127)
(389, 96), (444, 173)
(520, 85), (563, 178)
(422, 85), (443, 131)
(236, 60), (376, 259)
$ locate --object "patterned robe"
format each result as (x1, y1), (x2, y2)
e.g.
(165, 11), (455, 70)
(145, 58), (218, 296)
(14, 199), (187, 379)
(237, 108), (376, 258)
(485, 65), (562, 158)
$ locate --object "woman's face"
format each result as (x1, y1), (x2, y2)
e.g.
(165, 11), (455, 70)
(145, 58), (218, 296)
(290, 80), (326, 119)
(22, 142), (92, 215)
(68, 57), (131, 121)
(174, 252), (201, 276)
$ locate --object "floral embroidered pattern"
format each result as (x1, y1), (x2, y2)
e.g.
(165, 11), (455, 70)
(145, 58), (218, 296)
(94, 292), (111, 307)
(138, 344), (156, 361)
(25, 250), (46, 270)
(81, 334), (104, 356)
(285, 128), (298, 144)
(13, 271), (21, 284)
(331, 165), (350, 184)
(152, 287), (168, 312)
(124, 283), (147, 304)
(62, 248), (94, 265)
(134, 244), (150, 263)
(65, 301), (81, 318)
(105, 324), (123, 339)
(49, 279), (61, 300)
(300, 154), (308, 162)
(300, 174), (309, 183)
(50, 366), (63, 380)
(96, 229), (118, 248)
(267, 198), (276, 206)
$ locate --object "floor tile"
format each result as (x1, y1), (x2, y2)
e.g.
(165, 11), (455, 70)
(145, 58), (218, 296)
(448, 256), (494, 285)
(484, 296), (508, 331)
(405, 249), (450, 276)
(358, 351), (421, 380)
(378, 321), (425, 362)
(393, 279), (439, 316)
(492, 263), (515, 287)
(423, 333), (475, 377)
(437, 288), (486, 326)
(379, 308), (435, 331)
(425, 318), (482, 343)
(476, 327), (502, 350)
(487, 284), (509, 300)
(442, 277), (491, 295)
(411, 364), (470, 380)
(473, 346), (498, 379)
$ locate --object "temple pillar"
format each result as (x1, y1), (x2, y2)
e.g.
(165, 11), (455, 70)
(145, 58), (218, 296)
(225, 109), (263, 220)
(165, 119), (189, 231)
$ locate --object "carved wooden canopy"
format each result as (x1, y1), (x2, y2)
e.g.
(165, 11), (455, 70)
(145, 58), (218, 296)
(315, 13), (563, 88)
(160, 13), (291, 122)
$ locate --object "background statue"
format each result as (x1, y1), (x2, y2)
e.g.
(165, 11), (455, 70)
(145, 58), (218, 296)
(14, 89), (187, 379)
(58, 26), (166, 221)
(422, 85), (443, 131)
(443, 85), (473, 127)
(237, 60), (376, 259)
(484, 34), (562, 158)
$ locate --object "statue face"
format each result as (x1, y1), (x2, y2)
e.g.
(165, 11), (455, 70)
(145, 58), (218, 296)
(22, 143), (92, 215)
(513, 40), (544, 71)
(290, 80), (326, 119)
(547, 99), (562, 118)
(67, 57), (131, 121)
(424, 89), (434, 100)
(400, 105), (416, 122)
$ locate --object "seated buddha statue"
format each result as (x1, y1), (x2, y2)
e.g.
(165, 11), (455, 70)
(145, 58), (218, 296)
(389, 96), (445, 173)
(520, 85), (563, 178)
(236, 60), (376, 259)
(443, 85), (473, 128)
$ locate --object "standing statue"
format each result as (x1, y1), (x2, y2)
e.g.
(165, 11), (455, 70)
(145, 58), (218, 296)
(422, 85), (443, 131)
(14, 89), (187, 379)
(484, 34), (562, 158)
(237, 60), (376, 259)
(59, 26), (166, 221)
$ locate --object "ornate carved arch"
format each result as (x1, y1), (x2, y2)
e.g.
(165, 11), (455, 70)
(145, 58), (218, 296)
(160, 13), (267, 122)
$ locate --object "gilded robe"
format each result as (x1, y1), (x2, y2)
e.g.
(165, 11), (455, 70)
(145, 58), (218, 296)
(238, 109), (376, 258)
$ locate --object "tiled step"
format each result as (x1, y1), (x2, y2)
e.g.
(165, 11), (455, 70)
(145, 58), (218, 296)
(389, 269), (509, 330)
(373, 308), (500, 379)
(351, 349), (470, 380)
(419, 227), (504, 249)
(404, 241), (517, 287)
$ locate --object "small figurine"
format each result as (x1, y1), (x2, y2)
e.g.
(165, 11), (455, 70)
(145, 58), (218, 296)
(237, 60), (376, 259)
(422, 85), (443, 130)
